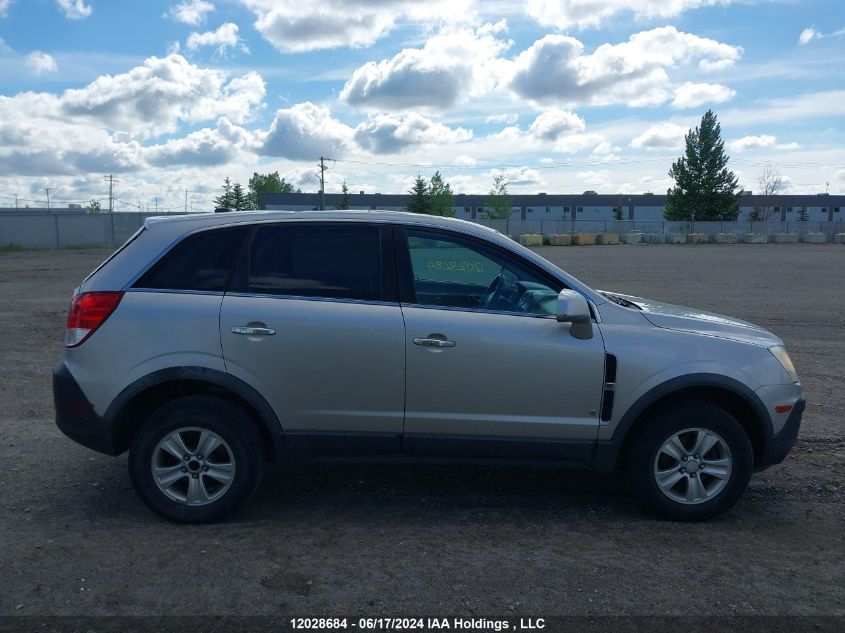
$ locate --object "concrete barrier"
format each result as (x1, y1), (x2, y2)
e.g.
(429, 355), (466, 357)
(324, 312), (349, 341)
(622, 232), (643, 244)
(774, 233), (798, 244)
(518, 233), (543, 247)
(687, 233), (708, 244)
(743, 233), (767, 244)
(597, 233), (619, 245)
(714, 233), (737, 244)
(835, 233), (845, 244)
(573, 233), (596, 246)
(666, 233), (686, 244)
(549, 234), (571, 246)
(646, 233), (666, 244)
(802, 232), (826, 244)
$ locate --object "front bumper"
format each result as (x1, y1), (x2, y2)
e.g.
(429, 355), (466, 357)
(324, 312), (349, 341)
(757, 397), (805, 469)
(53, 362), (120, 455)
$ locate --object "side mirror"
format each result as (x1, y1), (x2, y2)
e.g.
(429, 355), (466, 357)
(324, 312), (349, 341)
(556, 289), (593, 339)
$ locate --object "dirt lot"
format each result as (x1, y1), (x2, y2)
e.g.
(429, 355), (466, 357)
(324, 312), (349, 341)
(0, 244), (843, 618)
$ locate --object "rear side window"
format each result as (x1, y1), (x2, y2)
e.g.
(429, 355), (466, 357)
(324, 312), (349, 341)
(134, 226), (249, 292)
(239, 224), (384, 301)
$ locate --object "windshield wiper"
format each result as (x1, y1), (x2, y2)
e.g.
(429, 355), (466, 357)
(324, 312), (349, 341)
(600, 292), (642, 310)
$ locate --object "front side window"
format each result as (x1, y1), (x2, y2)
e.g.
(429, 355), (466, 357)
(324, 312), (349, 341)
(134, 226), (249, 292)
(404, 229), (563, 315)
(239, 224), (384, 301)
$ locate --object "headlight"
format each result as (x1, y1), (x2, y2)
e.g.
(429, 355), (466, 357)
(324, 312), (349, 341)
(769, 345), (799, 383)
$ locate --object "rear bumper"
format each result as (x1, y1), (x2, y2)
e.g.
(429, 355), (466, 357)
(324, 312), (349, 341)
(53, 362), (119, 456)
(757, 397), (805, 469)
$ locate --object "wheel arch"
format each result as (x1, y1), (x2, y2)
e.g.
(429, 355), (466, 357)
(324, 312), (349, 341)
(103, 366), (284, 460)
(593, 373), (773, 472)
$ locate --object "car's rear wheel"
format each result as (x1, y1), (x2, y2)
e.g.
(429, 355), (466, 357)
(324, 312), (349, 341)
(624, 399), (753, 521)
(129, 396), (264, 523)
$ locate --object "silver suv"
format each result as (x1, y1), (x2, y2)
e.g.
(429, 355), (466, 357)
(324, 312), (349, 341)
(53, 211), (804, 522)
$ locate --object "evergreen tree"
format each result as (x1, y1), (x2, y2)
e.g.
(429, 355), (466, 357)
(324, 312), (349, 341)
(231, 182), (247, 211)
(428, 171), (454, 217)
(246, 171), (298, 209)
(214, 177), (234, 209)
(337, 181), (351, 210)
(485, 174), (513, 219)
(613, 205), (623, 221)
(799, 206), (809, 221)
(665, 110), (740, 221)
(407, 176), (431, 214)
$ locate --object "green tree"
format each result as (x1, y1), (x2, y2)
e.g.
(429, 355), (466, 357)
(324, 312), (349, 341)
(86, 199), (101, 215)
(246, 171), (299, 209)
(485, 174), (513, 219)
(665, 110), (740, 221)
(613, 204), (623, 221)
(337, 180), (351, 210)
(407, 175), (431, 214)
(231, 182), (247, 211)
(428, 171), (454, 217)
(799, 206), (809, 221)
(214, 177), (234, 209)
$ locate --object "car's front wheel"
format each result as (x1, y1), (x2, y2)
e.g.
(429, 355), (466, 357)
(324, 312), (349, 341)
(625, 399), (753, 521)
(129, 396), (264, 523)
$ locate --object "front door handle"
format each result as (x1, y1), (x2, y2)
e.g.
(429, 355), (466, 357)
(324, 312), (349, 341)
(232, 325), (276, 336)
(413, 337), (456, 348)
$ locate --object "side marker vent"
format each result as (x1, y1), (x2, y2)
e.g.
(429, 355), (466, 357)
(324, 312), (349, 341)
(600, 353), (617, 422)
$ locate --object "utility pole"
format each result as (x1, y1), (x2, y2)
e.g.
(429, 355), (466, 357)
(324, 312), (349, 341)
(155, 197), (158, 214)
(317, 156), (331, 210)
(45, 188), (51, 210)
(14, 194), (18, 209)
(185, 190), (188, 214)
(104, 175), (118, 213)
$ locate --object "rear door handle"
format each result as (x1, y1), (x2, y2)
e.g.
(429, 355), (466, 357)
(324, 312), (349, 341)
(232, 326), (276, 336)
(413, 337), (456, 348)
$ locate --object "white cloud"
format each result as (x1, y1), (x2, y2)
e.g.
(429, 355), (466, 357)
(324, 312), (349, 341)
(26, 51), (58, 75)
(528, 110), (586, 141)
(524, 0), (732, 31)
(671, 82), (736, 108)
(0, 0), (11, 18)
(166, 0), (215, 25)
(146, 117), (257, 167)
(799, 28), (819, 45)
(798, 26), (845, 45)
(729, 135), (800, 152)
(509, 27), (742, 107)
(56, 0), (92, 19)
(260, 102), (354, 160)
(485, 113), (519, 125)
(630, 122), (688, 149)
(354, 112), (472, 154)
(341, 22), (511, 111)
(239, 0), (473, 53)
(488, 166), (544, 187)
(59, 55), (265, 136)
(454, 155), (477, 167)
(186, 23), (248, 56)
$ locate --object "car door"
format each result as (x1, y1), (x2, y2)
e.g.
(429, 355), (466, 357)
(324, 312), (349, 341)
(397, 225), (606, 463)
(220, 222), (406, 458)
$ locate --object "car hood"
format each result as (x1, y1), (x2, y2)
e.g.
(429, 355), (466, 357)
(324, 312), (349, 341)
(599, 291), (782, 347)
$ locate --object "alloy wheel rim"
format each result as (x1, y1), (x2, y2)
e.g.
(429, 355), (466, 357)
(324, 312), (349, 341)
(151, 427), (236, 506)
(653, 427), (732, 505)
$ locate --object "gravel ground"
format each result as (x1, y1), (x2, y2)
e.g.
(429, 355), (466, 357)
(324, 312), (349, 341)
(0, 244), (843, 618)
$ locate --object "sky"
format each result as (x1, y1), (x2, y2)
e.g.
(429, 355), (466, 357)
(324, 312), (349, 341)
(0, 0), (843, 211)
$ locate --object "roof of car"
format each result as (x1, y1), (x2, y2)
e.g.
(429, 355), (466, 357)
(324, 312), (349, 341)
(143, 209), (498, 236)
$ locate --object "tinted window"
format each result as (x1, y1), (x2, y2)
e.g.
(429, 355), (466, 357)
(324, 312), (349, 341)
(242, 224), (383, 301)
(405, 229), (562, 315)
(135, 226), (248, 291)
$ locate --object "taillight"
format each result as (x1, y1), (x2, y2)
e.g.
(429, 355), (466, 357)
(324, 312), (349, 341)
(65, 291), (124, 347)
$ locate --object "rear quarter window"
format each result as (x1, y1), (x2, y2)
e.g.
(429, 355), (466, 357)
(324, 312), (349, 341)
(134, 226), (249, 292)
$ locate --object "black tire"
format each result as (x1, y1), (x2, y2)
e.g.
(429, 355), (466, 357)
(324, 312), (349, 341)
(624, 399), (753, 521)
(129, 396), (265, 523)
